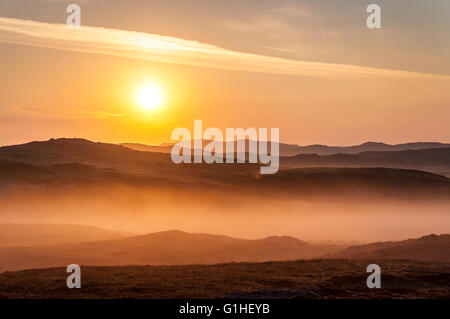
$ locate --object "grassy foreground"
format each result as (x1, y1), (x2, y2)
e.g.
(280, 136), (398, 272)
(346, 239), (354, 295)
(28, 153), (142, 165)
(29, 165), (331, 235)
(0, 259), (449, 299)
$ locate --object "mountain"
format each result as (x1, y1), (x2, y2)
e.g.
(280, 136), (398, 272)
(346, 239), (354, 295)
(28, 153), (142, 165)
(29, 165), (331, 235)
(122, 141), (450, 156)
(281, 148), (450, 177)
(325, 234), (450, 262)
(1, 159), (449, 199)
(256, 167), (450, 199)
(1, 227), (449, 272)
(290, 142), (450, 155)
(0, 224), (132, 248)
(0, 138), (168, 170)
(122, 140), (305, 156)
(0, 230), (341, 272)
(0, 138), (450, 200)
(3, 138), (449, 173)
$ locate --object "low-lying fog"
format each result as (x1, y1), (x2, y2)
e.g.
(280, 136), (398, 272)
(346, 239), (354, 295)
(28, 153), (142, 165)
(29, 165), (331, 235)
(1, 185), (449, 244)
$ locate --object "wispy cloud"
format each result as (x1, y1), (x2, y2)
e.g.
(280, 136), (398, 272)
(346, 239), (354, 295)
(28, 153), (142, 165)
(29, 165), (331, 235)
(11, 106), (123, 120)
(0, 17), (448, 80)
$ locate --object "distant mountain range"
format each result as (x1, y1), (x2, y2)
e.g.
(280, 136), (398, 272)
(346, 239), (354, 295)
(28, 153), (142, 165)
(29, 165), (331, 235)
(3, 138), (449, 166)
(122, 141), (450, 156)
(0, 138), (449, 199)
(285, 142), (450, 156)
(122, 140), (450, 177)
(281, 148), (450, 177)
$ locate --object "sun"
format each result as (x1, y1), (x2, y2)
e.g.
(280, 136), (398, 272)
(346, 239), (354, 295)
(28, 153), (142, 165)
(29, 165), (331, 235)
(136, 83), (164, 111)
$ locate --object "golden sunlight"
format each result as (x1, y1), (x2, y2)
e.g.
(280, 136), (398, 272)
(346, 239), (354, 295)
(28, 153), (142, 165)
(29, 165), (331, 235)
(136, 83), (164, 111)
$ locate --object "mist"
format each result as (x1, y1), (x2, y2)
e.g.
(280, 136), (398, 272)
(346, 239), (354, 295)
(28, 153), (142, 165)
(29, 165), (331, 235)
(1, 184), (449, 244)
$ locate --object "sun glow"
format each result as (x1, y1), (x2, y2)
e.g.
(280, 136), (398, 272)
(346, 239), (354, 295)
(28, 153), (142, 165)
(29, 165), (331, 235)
(136, 83), (164, 111)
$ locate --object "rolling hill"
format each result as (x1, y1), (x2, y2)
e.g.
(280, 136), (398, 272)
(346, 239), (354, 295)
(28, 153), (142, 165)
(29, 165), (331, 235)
(1, 228), (449, 273)
(325, 234), (450, 262)
(256, 167), (450, 199)
(0, 138), (450, 200)
(0, 230), (341, 272)
(1, 157), (449, 200)
(287, 141), (450, 156)
(0, 138), (168, 172)
(122, 141), (450, 156)
(2, 138), (449, 174)
(281, 147), (450, 176)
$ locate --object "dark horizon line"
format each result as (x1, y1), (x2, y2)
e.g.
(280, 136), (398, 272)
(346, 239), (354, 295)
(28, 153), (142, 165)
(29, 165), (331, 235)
(2, 137), (449, 149)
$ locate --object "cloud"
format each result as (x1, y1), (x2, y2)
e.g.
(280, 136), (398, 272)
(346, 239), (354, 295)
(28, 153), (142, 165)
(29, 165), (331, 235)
(10, 106), (123, 120)
(0, 17), (448, 80)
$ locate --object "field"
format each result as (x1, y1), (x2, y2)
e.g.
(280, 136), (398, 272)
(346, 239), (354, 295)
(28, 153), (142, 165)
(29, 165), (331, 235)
(1, 259), (449, 299)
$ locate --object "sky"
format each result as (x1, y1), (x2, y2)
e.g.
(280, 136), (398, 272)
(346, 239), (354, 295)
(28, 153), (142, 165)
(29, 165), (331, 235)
(0, 0), (449, 146)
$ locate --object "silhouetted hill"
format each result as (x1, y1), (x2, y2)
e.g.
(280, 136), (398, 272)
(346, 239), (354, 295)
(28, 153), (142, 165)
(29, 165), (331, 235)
(1, 158), (449, 199)
(122, 140), (450, 156)
(0, 138), (169, 172)
(293, 142), (450, 155)
(282, 147), (450, 176)
(0, 230), (341, 272)
(1, 138), (450, 200)
(256, 167), (450, 199)
(3, 138), (449, 173)
(283, 147), (450, 167)
(0, 224), (132, 248)
(325, 234), (450, 262)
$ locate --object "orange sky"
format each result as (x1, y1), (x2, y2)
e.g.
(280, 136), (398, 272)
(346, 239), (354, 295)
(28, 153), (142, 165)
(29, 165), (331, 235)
(0, 0), (449, 146)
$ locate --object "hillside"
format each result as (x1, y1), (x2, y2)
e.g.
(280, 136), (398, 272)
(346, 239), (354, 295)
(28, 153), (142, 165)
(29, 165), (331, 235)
(256, 167), (450, 199)
(1, 229), (449, 273)
(291, 142), (450, 155)
(0, 138), (169, 174)
(281, 148), (450, 176)
(325, 234), (450, 262)
(0, 230), (340, 272)
(0, 139), (450, 200)
(1, 159), (449, 199)
(122, 141), (450, 157)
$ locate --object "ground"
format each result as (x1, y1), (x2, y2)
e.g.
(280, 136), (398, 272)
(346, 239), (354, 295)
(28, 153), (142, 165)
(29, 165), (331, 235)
(0, 259), (449, 299)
